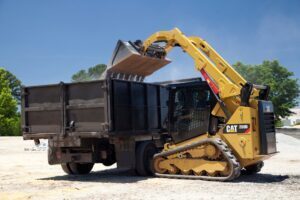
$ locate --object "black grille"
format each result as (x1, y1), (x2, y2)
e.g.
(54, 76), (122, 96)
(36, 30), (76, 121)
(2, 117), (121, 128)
(263, 113), (275, 133)
(258, 101), (277, 155)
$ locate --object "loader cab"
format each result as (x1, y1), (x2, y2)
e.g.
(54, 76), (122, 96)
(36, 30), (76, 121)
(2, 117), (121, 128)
(165, 79), (217, 144)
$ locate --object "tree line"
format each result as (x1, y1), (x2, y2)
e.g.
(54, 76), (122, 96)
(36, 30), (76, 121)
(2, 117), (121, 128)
(0, 60), (299, 136)
(0, 68), (21, 136)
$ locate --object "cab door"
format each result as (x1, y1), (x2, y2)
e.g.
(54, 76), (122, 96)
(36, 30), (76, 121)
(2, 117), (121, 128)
(169, 86), (211, 143)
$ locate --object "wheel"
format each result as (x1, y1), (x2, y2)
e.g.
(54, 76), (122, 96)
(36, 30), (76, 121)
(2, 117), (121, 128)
(62, 163), (94, 175)
(135, 141), (157, 176)
(244, 161), (264, 175)
(61, 163), (74, 175)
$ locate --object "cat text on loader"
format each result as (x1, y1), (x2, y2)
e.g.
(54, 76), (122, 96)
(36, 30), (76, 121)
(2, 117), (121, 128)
(108, 28), (277, 181)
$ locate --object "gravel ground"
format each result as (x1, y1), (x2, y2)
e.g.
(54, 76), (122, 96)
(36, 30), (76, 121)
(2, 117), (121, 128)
(0, 133), (300, 200)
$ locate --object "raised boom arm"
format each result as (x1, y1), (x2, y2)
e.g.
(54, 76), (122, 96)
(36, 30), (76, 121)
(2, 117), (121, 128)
(141, 28), (266, 119)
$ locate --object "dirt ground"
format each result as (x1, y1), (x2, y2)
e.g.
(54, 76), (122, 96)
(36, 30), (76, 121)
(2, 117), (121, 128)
(0, 133), (300, 200)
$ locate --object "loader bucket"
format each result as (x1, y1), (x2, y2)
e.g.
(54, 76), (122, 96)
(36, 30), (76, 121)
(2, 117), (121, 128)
(107, 40), (171, 77)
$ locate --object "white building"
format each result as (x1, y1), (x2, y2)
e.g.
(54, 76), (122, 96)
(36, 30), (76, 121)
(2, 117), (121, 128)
(282, 108), (300, 126)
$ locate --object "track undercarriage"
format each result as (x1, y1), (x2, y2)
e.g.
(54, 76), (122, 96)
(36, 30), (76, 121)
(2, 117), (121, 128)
(153, 138), (241, 181)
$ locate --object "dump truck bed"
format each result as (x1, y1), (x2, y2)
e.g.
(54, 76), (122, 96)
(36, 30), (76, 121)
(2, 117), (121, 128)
(22, 79), (169, 140)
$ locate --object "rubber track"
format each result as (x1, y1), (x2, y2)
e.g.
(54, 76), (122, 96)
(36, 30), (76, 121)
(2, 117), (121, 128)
(153, 138), (241, 181)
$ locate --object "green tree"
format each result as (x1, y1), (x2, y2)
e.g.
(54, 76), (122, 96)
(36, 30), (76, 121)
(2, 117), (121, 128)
(233, 60), (299, 122)
(72, 64), (107, 82)
(0, 68), (21, 136)
(0, 68), (21, 104)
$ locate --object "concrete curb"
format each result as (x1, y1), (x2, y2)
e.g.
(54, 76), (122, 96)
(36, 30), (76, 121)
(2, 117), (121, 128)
(276, 128), (300, 139)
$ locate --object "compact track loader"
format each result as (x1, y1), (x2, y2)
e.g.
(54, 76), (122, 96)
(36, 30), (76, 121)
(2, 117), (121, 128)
(106, 28), (277, 181)
(22, 28), (277, 181)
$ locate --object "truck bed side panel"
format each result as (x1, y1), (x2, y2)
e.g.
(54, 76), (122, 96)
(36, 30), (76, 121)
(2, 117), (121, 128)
(22, 81), (108, 139)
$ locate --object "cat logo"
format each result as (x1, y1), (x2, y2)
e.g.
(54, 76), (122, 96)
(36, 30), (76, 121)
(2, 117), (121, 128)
(223, 124), (250, 133)
(226, 125), (238, 133)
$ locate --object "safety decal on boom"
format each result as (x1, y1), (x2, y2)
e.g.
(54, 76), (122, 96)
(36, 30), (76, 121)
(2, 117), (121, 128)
(223, 124), (250, 133)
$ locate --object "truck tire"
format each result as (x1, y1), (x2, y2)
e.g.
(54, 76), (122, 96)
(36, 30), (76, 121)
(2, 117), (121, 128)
(244, 161), (264, 175)
(61, 163), (74, 175)
(135, 141), (157, 176)
(62, 163), (94, 175)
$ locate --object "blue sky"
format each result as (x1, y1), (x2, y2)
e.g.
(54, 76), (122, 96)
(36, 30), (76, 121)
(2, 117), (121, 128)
(0, 0), (300, 86)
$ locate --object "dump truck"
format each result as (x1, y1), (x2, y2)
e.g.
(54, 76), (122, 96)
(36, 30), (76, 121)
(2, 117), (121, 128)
(22, 28), (277, 181)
